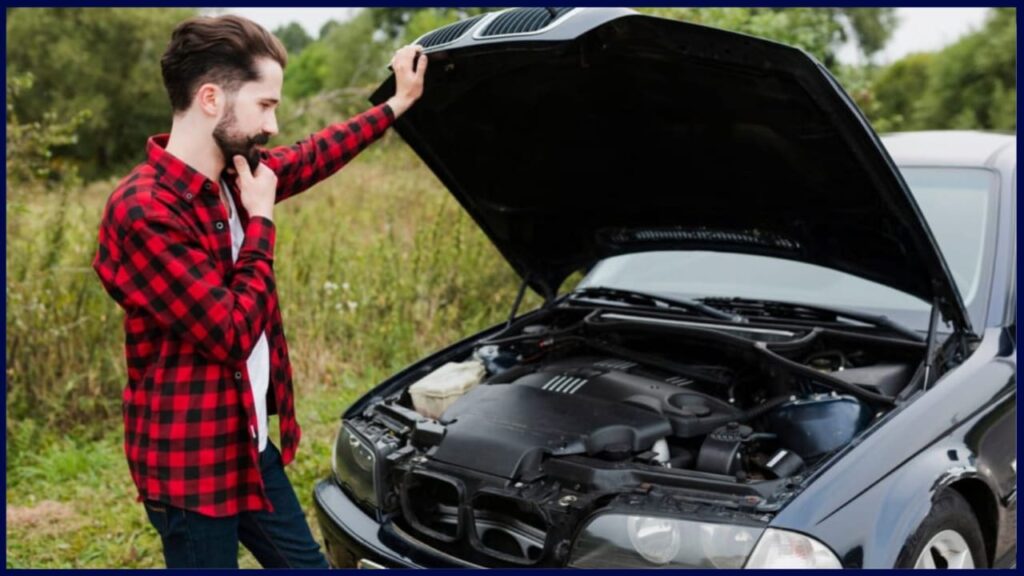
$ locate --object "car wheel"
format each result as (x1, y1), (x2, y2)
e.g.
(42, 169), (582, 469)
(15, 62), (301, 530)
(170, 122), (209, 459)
(897, 489), (988, 569)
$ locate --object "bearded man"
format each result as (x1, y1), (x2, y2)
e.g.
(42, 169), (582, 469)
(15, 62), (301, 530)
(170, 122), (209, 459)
(92, 14), (426, 568)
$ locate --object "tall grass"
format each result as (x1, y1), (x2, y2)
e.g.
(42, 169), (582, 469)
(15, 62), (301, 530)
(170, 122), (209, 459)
(5, 138), (544, 567)
(5, 137), (540, 433)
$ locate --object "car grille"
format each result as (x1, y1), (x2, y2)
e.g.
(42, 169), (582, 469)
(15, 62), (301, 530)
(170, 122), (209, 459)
(478, 8), (573, 37)
(418, 14), (484, 48)
(399, 473), (550, 565)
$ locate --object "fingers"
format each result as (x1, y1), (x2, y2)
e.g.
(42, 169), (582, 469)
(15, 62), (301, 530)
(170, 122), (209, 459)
(391, 44), (423, 74)
(233, 155), (252, 181)
(415, 51), (428, 79)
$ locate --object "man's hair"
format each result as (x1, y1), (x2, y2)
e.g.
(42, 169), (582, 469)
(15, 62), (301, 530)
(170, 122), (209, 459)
(160, 14), (287, 112)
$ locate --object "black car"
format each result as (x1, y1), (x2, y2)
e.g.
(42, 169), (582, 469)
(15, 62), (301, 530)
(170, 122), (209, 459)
(313, 7), (1017, 569)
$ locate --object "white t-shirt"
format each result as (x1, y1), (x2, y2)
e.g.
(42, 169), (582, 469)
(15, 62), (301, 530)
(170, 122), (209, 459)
(223, 182), (270, 453)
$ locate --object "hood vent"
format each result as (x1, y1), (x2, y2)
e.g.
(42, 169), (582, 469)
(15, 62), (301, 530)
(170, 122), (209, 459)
(478, 8), (573, 37)
(540, 374), (589, 394)
(418, 14), (485, 48)
(603, 227), (802, 251)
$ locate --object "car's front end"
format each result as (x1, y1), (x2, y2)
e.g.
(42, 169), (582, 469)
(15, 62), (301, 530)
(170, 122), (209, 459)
(313, 7), (995, 569)
(314, 304), (871, 568)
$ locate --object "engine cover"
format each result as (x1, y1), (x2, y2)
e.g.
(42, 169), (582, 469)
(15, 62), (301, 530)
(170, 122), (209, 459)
(429, 357), (739, 480)
(432, 383), (673, 480)
(510, 357), (741, 437)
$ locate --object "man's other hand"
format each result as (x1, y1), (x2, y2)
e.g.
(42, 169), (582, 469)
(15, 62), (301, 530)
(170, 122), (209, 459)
(234, 155), (277, 221)
(387, 44), (428, 118)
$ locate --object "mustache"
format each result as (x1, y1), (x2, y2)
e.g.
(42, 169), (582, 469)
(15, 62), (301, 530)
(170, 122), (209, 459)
(244, 134), (270, 172)
(248, 133), (271, 148)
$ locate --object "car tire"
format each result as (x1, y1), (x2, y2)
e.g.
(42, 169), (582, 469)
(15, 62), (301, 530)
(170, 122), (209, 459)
(896, 489), (988, 569)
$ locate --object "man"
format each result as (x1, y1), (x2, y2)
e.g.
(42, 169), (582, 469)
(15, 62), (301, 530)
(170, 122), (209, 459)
(92, 14), (426, 568)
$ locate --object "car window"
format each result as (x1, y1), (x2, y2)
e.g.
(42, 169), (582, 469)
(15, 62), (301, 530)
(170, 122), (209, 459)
(578, 167), (996, 331)
(900, 167), (993, 307)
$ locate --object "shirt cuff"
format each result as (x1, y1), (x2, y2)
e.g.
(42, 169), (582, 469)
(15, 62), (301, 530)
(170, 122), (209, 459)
(381, 102), (396, 122)
(241, 216), (276, 260)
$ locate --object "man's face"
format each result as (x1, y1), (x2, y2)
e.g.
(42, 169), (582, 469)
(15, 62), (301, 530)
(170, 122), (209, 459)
(212, 57), (282, 172)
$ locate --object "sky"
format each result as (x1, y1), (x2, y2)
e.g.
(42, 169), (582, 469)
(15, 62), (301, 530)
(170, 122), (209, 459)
(222, 7), (992, 65)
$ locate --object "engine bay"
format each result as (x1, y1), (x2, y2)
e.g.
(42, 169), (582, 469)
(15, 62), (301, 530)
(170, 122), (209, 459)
(339, 304), (928, 565)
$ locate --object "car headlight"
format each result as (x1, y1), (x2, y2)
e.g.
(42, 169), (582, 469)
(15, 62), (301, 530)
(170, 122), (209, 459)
(569, 514), (764, 568)
(332, 423), (379, 509)
(744, 528), (842, 568)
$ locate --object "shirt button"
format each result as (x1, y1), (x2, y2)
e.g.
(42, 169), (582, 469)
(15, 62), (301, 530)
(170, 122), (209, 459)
(185, 193), (193, 200)
(234, 371), (243, 380)
(203, 182), (212, 191)
(216, 222), (225, 230)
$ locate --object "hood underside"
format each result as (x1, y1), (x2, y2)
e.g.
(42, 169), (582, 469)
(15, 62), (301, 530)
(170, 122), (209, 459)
(371, 8), (971, 333)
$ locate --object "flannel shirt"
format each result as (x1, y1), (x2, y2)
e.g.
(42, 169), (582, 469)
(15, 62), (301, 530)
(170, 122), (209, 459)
(93, 103), (394, 517)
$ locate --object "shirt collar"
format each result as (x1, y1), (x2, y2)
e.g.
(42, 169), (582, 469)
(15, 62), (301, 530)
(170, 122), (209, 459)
(146, 134), (224, 200)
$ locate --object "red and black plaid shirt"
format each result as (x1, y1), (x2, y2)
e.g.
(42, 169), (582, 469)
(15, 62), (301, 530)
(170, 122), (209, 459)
(93, 103), (394, 517)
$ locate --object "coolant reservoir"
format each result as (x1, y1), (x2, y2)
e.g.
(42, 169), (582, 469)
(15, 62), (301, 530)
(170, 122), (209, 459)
(408, 359), (486, 419)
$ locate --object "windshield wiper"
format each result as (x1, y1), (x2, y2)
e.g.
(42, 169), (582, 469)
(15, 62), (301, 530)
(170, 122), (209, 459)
(567, 286), (741, 322)
(698, 296), (926, 342)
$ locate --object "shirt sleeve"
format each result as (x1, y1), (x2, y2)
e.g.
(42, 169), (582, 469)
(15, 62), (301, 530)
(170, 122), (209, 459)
(263, 102), (395, 203)
(104, 213), (278, 365)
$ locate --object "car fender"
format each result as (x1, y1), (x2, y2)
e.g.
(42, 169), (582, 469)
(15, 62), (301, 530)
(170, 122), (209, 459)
(769, 328), (1013, 567)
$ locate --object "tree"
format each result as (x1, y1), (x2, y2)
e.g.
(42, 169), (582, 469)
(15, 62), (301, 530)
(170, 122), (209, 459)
(916, 8), (1015, 130)
(278, 9), (399, 141)
(319, 19), (342, 40)
(842, 8), (899, 61)
(6, 73), (89, 189)
(639, 8), (896, 68)
(866, 8), (1015, 131)
(6, 8), (197, 178)
(273, 21), (312, 55)
(867, 53), (934, 132)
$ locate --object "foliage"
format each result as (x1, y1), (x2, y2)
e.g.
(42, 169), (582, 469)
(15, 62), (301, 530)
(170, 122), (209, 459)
(273, 21), (313, 55)
(6, 73), (90, 188)
(319, 19), (342, 40)
(6, 8), (196, 178)
(640, 7), (896, 67)
(915, 8), (1016, 130)
(865, 8), (1015, 131)
(282, 10), (394, 105)
(842, 8), (899, 59)
(866, 53), (935, 132)
(282, 40), (331, 101)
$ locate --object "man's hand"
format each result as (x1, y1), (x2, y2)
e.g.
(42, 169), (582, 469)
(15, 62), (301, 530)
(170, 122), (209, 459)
(234, 155), (277, 221)
(386, 44), (428, 118)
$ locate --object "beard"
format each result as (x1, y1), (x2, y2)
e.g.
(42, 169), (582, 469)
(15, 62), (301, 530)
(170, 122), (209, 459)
(213, 104), (270, 173)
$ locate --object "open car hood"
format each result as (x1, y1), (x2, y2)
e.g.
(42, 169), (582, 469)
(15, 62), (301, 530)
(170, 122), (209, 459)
(370, 8), (972, 333)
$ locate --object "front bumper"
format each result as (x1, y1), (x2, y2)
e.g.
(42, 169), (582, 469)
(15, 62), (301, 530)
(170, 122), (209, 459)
(313, 478), (481, 568)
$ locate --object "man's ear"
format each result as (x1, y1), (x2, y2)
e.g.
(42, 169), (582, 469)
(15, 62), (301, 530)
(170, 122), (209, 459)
(194, 83), (222, 118)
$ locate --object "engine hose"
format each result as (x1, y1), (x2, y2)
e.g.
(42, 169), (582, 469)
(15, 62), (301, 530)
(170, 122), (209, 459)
(696, 395), (794, 429)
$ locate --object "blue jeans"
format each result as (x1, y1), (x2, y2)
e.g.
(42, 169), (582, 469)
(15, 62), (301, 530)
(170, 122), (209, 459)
(143, 441), (329, 568)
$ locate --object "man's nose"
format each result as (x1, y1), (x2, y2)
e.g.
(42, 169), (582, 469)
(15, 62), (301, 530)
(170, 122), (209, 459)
(264, 114), (279, 137)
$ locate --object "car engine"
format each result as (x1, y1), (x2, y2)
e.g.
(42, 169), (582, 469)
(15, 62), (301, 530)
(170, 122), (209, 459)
(338, 305), (925, 566)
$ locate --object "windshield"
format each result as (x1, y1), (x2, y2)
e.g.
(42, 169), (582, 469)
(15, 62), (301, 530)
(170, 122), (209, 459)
(578, 167), (997, 331)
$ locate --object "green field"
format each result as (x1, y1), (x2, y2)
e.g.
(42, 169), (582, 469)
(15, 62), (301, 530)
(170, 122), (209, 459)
(5, 138), (544, 567)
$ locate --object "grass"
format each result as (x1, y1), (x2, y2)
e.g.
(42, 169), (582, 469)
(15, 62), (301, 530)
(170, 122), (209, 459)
(5, 137), (545, 568)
